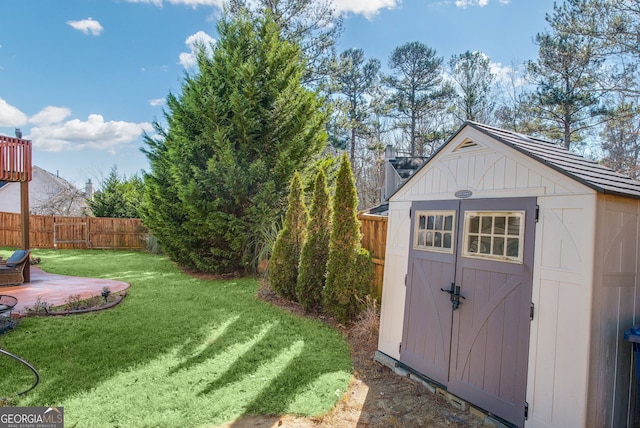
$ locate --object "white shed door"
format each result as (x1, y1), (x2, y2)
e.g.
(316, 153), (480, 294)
(401, 197), (536, 427)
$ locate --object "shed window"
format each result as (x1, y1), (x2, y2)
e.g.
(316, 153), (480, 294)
(414, 210), (455, 253)
(462, 211), (525, 263)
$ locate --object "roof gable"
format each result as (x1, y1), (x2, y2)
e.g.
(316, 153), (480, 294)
(392, 121), (640, 200)
(467, 122), (640, 199)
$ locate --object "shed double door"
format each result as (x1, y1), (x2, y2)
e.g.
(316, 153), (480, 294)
(400, 197), (536, 427)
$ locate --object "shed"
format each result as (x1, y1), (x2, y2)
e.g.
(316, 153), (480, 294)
(377, 121), (640, 427)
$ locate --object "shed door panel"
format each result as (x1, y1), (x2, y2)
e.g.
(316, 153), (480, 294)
(400, 200), (458, 386)
(401, 197), (535, 428)
(449, 197), (536, 427)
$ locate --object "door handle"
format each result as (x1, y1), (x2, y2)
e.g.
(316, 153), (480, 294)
(441, 283), (465, 310)
(440, 282), (455, 296)
(452, 285), (465, 310)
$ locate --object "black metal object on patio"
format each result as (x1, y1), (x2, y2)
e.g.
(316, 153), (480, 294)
(0, 295), (17, 318)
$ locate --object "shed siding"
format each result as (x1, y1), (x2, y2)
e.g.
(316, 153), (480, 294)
(525, 193), (596, 428)
(588, 195), (640, 427)
(378, 201), (411, 359)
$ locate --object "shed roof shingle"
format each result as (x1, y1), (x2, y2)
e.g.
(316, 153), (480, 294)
(466, 121), (640, 199)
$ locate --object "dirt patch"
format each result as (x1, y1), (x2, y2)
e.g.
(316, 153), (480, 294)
(217, 283), (484, 428)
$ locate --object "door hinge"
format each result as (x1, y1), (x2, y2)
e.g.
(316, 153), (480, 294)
(399, 342), (402, 354)
(535, 205), (540, 222)
(530, 303), (535, 321)
(404, 274), (407, 286)
(409, 208), (412, 219)
(524, 402), (529, 419)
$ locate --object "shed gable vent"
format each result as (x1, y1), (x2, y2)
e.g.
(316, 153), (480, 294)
(453, 139), (480, 151)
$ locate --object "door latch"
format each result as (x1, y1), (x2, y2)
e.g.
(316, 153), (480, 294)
(441, 283), (465, 310)
(452, 285), (465, 310)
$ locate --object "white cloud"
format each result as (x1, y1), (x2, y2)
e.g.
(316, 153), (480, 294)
(490, 62), (527, 89)
(0, 98), (28, 127)
(29, 106), (72, 126)
(67, 18), (104, 36)
(125, 0), (163, 5)
(127, 0), (397, 18)
(168, 0), (224, 6)
(455, 0), (487, 7)
(455, 0), (510, 8)
(125, 0), (224, 7)
(149, 98), (165, 107)
(27, 114), (153, 153)
(179, 31), (216, 69)
(332, 0), (399, 18)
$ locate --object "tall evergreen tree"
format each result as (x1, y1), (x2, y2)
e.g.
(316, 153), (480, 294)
(527, 7), (606, 149)
(384, 41), (454, 156)
(600, 97), (640, 178)
(141, 12), (327, 273)
(227, 0), (342, 86)
(270, 172), (308, 300)
(449, 51), (496, 123)
(549, 0), (640, 95)
(330, 48), (381, 165)
(296, 169), (331, 311)
(323, 153), (374, 323)
(90, 166), (143, 218)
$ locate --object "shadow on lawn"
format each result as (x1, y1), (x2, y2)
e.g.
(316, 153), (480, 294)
(0, 250), (351, 426)
(169, 308), (350, 415)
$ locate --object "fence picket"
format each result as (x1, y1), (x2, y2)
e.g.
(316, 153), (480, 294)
(0, 212), (146, 250)
(358, 213), (388, 301)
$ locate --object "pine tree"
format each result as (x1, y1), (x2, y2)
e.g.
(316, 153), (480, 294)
(296, 169), (331, 311)
(323, 153), (374, 323)
(141, 12), (327, 273)
(90, 166), (143, 218)
(270, 172), (308, 300)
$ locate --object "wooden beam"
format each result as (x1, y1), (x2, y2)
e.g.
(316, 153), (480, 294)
(20, 180), (30, 282)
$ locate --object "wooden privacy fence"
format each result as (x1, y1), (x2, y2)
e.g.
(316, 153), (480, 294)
(358, 213), (388, 301)
(0, 210), (386, 291)
(0, 212), (147, 250)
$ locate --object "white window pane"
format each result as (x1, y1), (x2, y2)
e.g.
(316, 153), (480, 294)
(443, 233), (452, 249)
(444, 215), (453, 231)
(507, 238), (519, 257)
(508, 216), (520, 235)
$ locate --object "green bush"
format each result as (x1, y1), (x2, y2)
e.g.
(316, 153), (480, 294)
(323, 153), (374, 323)
(270, 172), (308, 300)
(141, 12), (327, 274)
(296, 170), (331, 311)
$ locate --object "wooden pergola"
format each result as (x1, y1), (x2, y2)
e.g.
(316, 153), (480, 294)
(0, 134), (32, 281)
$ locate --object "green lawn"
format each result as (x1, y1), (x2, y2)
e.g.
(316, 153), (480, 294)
(0, 249), (352, 427)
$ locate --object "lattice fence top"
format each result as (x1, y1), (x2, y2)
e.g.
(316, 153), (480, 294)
(0, 135), (32, 182)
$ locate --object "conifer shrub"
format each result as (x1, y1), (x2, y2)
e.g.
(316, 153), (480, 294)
(141, 13), (327, 274)
(323, 153), (374, 323)
(270, 172), (308, 300)
(296, 170), (331, 311)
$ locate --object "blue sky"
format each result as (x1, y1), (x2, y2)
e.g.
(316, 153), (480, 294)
(0, 0), (554, 187)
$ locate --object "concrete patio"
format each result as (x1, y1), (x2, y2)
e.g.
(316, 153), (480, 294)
(0, 266), (130, 315)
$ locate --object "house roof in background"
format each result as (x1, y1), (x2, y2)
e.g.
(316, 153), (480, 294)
(389, 157), (429, 179)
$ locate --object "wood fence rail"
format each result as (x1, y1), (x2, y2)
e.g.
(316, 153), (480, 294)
(0, 211), (387, 295)
(0, 212), (147, 250)
(358, 213), (388, 301)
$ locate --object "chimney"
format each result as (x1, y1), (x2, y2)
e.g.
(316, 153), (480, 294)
(85, 179), (94, 200)
(384, 145), (396, 160)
